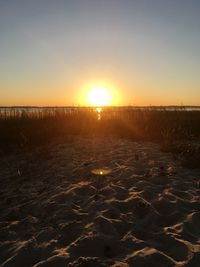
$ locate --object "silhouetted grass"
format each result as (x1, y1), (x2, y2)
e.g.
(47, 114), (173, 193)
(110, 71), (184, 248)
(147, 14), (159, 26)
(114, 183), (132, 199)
(0, 107), (200, 155)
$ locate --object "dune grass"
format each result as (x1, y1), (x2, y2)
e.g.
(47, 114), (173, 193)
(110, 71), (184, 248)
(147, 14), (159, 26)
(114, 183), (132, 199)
(0, 107), (200, 154)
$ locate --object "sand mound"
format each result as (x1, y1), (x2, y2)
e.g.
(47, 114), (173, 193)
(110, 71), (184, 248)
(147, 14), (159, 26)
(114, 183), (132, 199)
(0, 137), (200, 266)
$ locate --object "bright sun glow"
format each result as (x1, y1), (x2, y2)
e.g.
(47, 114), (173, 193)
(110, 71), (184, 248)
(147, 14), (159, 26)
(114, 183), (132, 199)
(87, 86), (111, 106)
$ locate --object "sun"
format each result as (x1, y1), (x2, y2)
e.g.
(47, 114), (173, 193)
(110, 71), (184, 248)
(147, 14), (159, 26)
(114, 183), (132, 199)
(87, 86), (111, 106)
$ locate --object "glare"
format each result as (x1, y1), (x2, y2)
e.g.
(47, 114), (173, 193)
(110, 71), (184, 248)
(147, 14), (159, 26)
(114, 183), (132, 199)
(96, 107), (102, 120)
(87, 86), (111, 106)
(96, 107), (102, 113)
(91, 168), (112, 176)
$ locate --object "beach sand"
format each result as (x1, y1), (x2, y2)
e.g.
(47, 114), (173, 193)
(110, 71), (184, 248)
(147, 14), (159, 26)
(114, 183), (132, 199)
(0, 137), (200, 266)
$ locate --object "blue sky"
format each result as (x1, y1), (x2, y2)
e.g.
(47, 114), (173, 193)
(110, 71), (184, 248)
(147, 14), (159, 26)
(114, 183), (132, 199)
(0, 0), (200, 105)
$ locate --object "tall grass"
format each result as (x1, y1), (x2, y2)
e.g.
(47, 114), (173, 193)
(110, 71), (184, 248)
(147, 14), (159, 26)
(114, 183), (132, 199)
(0, 107), (200, 152)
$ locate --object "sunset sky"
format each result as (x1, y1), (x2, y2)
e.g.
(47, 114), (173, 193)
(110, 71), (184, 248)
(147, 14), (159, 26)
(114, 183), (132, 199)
(0, 0), (200, 106)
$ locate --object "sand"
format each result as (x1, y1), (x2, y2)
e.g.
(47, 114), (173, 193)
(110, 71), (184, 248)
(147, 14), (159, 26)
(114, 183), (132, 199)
(0, 136), (200, 266)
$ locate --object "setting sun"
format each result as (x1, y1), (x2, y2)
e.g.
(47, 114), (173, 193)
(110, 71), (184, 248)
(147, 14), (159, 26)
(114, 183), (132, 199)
(87, 86), (111, 106)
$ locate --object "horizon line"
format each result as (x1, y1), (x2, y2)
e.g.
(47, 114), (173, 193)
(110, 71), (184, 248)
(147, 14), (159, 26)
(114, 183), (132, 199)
(0, 105), (200, 109)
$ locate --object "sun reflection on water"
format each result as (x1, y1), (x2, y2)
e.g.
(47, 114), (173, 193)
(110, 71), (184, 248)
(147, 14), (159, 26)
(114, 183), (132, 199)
(96, 107), (102, 120)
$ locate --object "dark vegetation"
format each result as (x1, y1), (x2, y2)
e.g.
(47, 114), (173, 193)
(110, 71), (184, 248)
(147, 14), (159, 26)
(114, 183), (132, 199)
(0, 107), (200, 167)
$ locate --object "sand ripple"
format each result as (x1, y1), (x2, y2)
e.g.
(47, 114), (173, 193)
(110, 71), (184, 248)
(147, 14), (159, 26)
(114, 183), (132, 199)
(0, 137), (200, 266)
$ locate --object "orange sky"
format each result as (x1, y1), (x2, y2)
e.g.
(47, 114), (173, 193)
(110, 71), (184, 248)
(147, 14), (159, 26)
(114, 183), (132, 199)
(0, 1), (200, 106)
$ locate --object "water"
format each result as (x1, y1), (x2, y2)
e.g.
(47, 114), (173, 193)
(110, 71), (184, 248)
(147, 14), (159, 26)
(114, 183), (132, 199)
(0, 105), (200, 118)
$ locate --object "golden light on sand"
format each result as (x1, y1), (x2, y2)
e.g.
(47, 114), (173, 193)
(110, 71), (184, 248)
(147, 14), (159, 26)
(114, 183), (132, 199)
(91, 168), (111, 176)
(87, 86), (111, 106)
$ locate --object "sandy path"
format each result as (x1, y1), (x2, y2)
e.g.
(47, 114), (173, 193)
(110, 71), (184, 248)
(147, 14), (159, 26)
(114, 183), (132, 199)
(0, 137), (200, 266)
